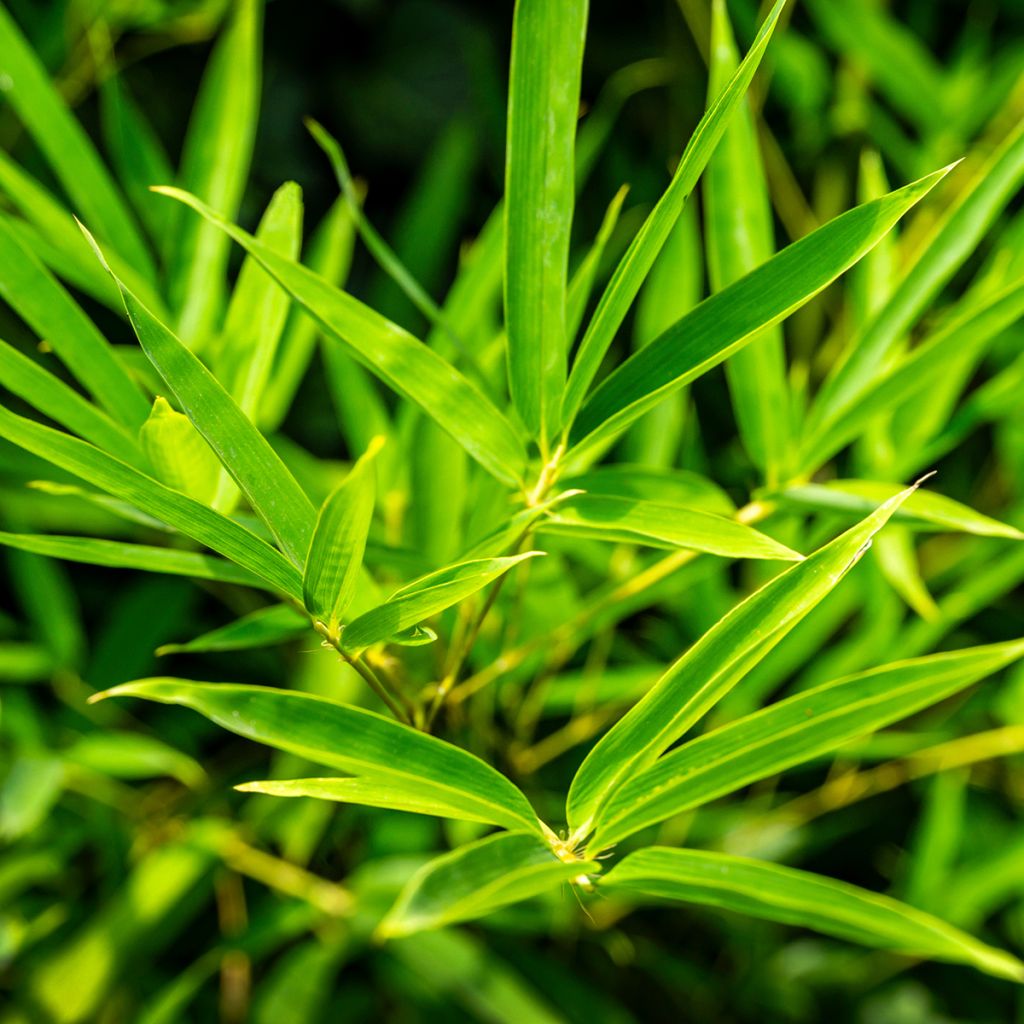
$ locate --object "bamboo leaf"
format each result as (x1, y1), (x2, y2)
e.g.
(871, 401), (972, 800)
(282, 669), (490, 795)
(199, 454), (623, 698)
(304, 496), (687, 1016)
(704, 0), (790, 486)
(168, 0), (262, 343)
(504, 0), (588, 444)
(810, 119), (1024, 434)
(568, 166), (952, 458)
(92, 679), (542, 833)
(770, 480), (1024, 539)
(0, 3), (153, 278)
(154, 186), (528, 487)
(599, 848), (1024, 981)
(0, 217), (150, 430)
(0, 337), (142, 465)
(157, 605), (308, 656)
(140, 398), (221, 504)
(566, 483), (920, 839)
(380, 832), (595, 938)
(0, 405), (302, 598)
(561, 0), (787, 426)
(539, 494), (803, 561)
(592, 640), (1024, 849)
(0, 530), (269, 591)
(303, 437), (384, 635)
(341, 553), (540, 655)
(81, 224), (316, 566)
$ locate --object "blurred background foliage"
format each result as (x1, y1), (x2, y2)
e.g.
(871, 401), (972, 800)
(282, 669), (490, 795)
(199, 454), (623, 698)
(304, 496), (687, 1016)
(2, 0), (1024, 1021)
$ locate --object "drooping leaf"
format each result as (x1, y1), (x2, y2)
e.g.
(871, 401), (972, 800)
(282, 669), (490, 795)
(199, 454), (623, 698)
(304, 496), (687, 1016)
(340, 553), (541, 654)
(93, 679), (542, 833)
(566, 483), (920, 838)
(599, 848), (1024, 981)
(504, 0), (588, 444)
(592, 640), (1024, 849)
(154, 186), (529, 487)
(380, 831), (595, 938)
(568, 166), (951, 458)
(303, 437), (384, 634)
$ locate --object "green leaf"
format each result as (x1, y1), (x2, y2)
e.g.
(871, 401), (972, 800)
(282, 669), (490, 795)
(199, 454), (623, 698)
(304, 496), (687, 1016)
(380, 831), (595, 938)
(566, 483), (920, 838)
(0, 3), (154, 279)
(504, 0), (588, 444)
(770, 480), (1024, 539)
(568, 165), (952, 458)
(154, 186), (528, 487)
(168, 0), (262, 343)
(0, 217), (151, 431)
(0, 337), (143, 465)
(704, 0), (790, 486)
(81, 224), (316, 566)
(65, 731), (205, 788)
(539, 494), (803, 560)
(809, 119), (1024, 433)
(157, 605), (309, 656)
(801, 277), (1024, 471)
(218, 182), (302, 419)
(0, 530), (269, 591)
(0, 405), (302, 599)
(561, 0), (787, 426)
(341, 553), (541, 654)
(592, 640), (1024, 849)
(599, 848), (1024, 981)
(140, 397), (222, 504)
(303, 437), (384, 635)
(92, 679), (542, 833)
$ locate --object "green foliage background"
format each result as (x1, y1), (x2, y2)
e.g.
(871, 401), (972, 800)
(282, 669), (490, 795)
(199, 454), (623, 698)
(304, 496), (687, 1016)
(2, 0), (1024, 1021)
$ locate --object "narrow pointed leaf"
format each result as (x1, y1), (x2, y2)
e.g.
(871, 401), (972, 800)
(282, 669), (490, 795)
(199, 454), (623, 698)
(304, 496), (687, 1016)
(0, 338), (142, 464)
(771, 480), (1024, 539)
(0, 4), (153, 278)
(593, 640), (1024, 849)
(599, 848), (1024, 982)
(168, 0), (262, 342)
(0, 531), (267, 590)
(810, 118), (1024, 433)
(540, 494), (803, 560)
(0, 218), (150, 430)
(154, 186), (528, 486)
(82, 225), (316, 565)
(93, 679), (542, 834)
(567, 484), (919, 838)
(504, 0), (588, 442)
(303, 437), (383, 633)
(0, 405), (302, 598)
(704, 0), (790, 485)
(157, 605), (308, 656)
(341, 553), (540, 654)
(562, 0), (787, 425)
(380, 832), (595, 938)
(569, 167), (951, 457)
